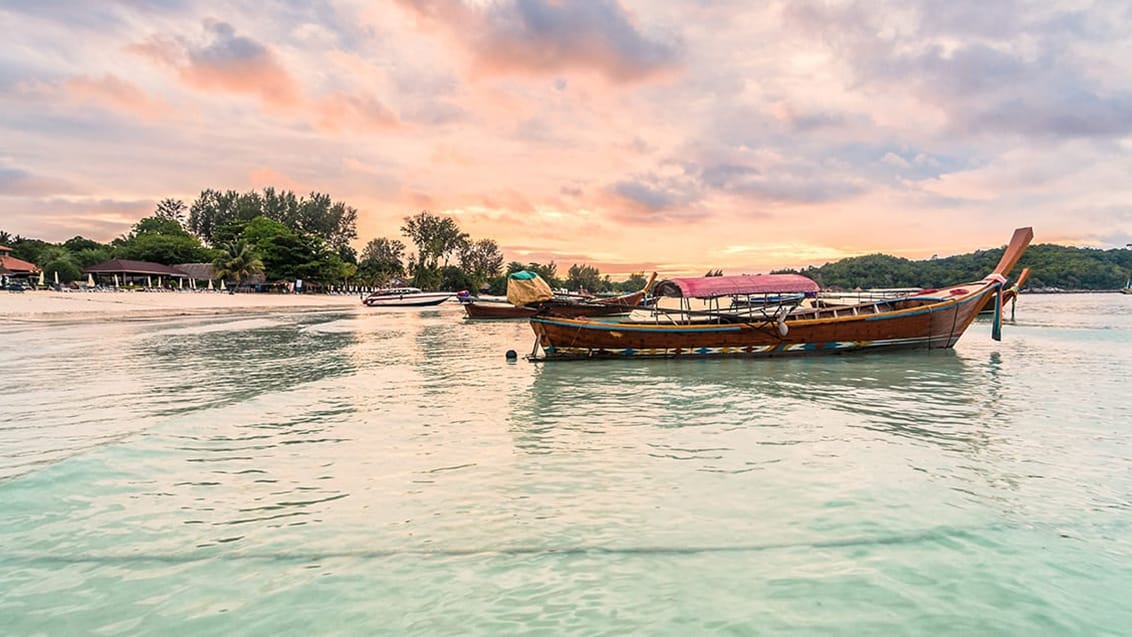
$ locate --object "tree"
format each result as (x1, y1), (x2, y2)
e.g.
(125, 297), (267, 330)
(400, 211), (468, 288)
(458, 239), (504, 291)
(240, 216), (327, 282)
(566, 264), (603, 293)
(62, 236), (102, 253)
(213, 240), (265, 289)
(439, 265), (476, 292)
(615, 271), (649, 293)
(155, 198), (188, 226)
(112, 214), (215, 264)
(358, 237), (406, 285)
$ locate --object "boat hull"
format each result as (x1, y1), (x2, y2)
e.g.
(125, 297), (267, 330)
(530, 286), (994, 360)
(364, 293), (453, 307)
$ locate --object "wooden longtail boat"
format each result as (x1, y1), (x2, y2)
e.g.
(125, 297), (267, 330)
(528, 227), (1033, 360)
(463, 273), (656, 320)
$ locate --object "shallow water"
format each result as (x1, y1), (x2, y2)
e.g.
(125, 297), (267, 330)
(1, 294), (1130, 635)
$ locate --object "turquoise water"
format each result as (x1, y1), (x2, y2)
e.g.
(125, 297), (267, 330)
(1, 294), (1130, 635)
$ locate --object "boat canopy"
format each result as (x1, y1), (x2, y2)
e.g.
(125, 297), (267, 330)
(653, 274), (820, 299)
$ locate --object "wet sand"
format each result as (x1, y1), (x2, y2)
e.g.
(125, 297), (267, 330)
(0, 289), (366, 323)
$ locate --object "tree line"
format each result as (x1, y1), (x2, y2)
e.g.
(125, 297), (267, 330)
(5, 194), (1130, 292)
(0, 188), (650, 293)
(773, 243), (1132, 291)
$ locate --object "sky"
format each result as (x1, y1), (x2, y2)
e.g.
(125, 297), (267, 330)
(3, 0), (1132, 276)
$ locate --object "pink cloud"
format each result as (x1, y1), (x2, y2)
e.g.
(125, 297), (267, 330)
(130, 21), (300, 109)
(63, 74), (167, 120)
(248, 167), (305, 192)
(314, 92), (401, 133)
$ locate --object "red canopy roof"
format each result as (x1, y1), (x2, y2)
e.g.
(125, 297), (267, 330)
(654, 274), (819, 298)
(0, 254), (40, 274)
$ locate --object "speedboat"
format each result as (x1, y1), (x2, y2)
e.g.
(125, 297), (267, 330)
(362, 287), (454, 307)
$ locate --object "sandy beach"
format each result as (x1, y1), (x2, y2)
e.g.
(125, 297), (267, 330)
(0, 289), (366, 323)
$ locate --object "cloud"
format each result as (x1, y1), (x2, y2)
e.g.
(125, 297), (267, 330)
(395, 0), (681, 82)
(63, 74), (167, 120)
(783, 0), (1132, 141)
(131, 20), (300, 109)
(1, 197), (152, 242)
(0, 168), (82, 197)
(314, 92), (401, 132)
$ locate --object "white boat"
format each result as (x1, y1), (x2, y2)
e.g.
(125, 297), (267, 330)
(362, 287), (454, 307)
(1122, 278), (1131, 295)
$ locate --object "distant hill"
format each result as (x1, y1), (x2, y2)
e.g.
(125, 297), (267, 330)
(774, 244), (1132, 291)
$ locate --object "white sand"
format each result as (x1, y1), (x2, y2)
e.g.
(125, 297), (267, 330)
(0, 289), (366, 323)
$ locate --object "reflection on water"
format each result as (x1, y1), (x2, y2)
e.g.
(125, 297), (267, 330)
(515, 349), (1008, 453)
(1, 297), (1131, 634)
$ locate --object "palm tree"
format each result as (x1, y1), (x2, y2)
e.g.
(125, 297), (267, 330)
(213, 240), (264, 291)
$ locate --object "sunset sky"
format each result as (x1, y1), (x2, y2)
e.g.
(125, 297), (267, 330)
(3, 1), (1132, 275)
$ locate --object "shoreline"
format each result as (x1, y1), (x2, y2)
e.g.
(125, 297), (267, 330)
(0, 289), (368, 324)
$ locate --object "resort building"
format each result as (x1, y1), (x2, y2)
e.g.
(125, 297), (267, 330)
(83, 259), (190, 288)
(0, 245), (41, 288)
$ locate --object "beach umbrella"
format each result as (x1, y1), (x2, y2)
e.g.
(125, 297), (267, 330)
(54, 271), (59, 285)
(178, 277), (183, 289)
(147, 275), (152, 288)
(207, 279), (214, 291)
(157, 276), (163, 288)
(87, 273), (95, 287)
(39, 271), (45, 286)
(113, 274), (119, 288)
(191, 278), (196, 290)
(220, 280), (227, 291)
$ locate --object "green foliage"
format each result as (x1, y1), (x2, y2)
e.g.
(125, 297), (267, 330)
(458, 239), (504, 291)
(439, 265), (476, 292)
(613, 271), (649, 293)
(62, 236), (103, 253)
(238, 217), (329, 281)
(778, 243), (1132, 290)
(132, 215), (191, 238)
(188, 188), (357, 249)
(9, 238), (51, 264)
(358, 237), (405, 285)
(72, 247), (111, 268)
(113, 231), (214, 265)
(44, 258), (82, 283)
(213, 240), (265, 285)
(566, 264), (604, 293)
(154, 198), (188, 225)
(401, 210), (468, 287)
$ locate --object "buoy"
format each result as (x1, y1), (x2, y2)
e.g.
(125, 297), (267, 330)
(505, 349), (518, 360)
